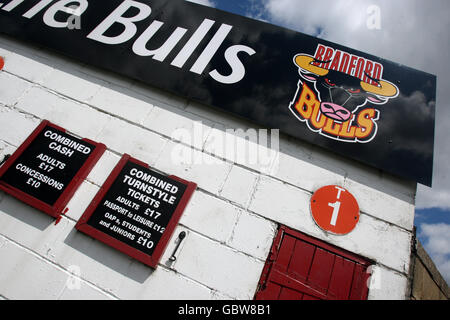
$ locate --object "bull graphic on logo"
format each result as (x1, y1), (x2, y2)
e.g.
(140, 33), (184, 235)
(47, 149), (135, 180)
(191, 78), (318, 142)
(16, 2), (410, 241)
(289, 50), (399, 143)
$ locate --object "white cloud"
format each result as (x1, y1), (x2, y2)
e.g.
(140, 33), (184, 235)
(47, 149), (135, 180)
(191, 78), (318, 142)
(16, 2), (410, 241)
(420, 224), (450, 255)
(264, 0), (368, 39)
(419, 223), (450, 283)
(185, 0), (216, 8)
(416, 187), (450, 210)
(253, 0), (450, 210)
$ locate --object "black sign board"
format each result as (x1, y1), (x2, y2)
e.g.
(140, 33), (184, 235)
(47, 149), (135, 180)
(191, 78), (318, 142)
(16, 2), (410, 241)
(0, 120), (106, 218)
(0, 0), (436, 186)
(75, 154), (196, 268)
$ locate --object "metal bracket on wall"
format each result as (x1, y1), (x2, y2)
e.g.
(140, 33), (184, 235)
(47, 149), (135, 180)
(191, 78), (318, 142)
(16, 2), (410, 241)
(169, 231), (186, 262)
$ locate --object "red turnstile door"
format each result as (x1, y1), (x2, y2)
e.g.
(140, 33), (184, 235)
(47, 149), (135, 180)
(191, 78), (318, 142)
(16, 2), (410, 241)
(255, 226), (372, 300)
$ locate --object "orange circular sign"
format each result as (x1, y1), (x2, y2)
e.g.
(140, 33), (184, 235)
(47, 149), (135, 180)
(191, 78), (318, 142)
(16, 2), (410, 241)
(310, 185), (359, 235)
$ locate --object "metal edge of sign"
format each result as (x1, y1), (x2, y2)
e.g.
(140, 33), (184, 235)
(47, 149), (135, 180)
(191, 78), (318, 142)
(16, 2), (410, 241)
(75, 153), (197, 268)
(0, 119), (106, 218)
(309, 185), (361, 236)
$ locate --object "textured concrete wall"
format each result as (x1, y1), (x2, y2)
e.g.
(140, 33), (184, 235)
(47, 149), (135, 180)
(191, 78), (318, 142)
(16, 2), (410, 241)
(0, 33), (417, 300)
(410, 240), (449, 300)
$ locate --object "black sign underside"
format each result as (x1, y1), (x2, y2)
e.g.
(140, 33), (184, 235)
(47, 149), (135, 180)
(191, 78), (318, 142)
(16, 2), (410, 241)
(0, 0), (436, 186)
(86, 161), (187, 256)
(0, 125), (95, 205)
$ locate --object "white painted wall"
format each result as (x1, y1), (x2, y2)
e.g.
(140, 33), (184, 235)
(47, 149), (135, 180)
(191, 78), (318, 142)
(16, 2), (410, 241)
(0, 33), (416, 300)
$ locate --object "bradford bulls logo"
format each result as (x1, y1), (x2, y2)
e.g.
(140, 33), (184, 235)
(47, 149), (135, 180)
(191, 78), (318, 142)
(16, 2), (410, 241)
(289, 44), (399, 143)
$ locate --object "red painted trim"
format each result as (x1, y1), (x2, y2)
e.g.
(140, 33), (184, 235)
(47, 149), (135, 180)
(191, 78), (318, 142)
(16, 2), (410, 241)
(75, 154), (197, 268)
(255, 225), (373, 300)
(76, 153), (129, 226)
(0, 120), (49, 177)
(0, 120), (106, 218)
(149, 174), (196, 266)
(53, 138), (105, 217)
(254, 226), (285, 299)
(280, 225), (373, 266)
(309, 185), (360, 235)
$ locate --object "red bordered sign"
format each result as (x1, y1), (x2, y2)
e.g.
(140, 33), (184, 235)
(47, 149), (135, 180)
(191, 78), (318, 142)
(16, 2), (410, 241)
(75, 154), (197, 268)
(0, 120), (106, 218)
(310, 185), (360, 235)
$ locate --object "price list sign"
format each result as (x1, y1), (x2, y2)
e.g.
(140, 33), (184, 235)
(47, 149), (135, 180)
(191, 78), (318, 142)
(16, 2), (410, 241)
(0, 120), (106, 218)
(76, 154), (197, 268)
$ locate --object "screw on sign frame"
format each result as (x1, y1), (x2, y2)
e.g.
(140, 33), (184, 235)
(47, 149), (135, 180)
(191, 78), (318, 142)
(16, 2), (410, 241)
(310, 185), (360, 235)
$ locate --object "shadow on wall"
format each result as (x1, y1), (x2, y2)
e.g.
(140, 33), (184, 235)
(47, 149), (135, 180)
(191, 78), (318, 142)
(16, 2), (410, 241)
(63, 227), (154, 284)
(0, 191), (53, 231)
(0, 33), (187, 116)
(0, 190), (154, 285)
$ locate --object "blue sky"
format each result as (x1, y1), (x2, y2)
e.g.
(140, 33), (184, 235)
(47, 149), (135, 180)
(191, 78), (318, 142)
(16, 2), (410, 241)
(187, 0), (450, 284)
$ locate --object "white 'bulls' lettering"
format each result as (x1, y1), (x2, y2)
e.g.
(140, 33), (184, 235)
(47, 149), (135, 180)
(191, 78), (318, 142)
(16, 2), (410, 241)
(1, 0), (256, 85)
